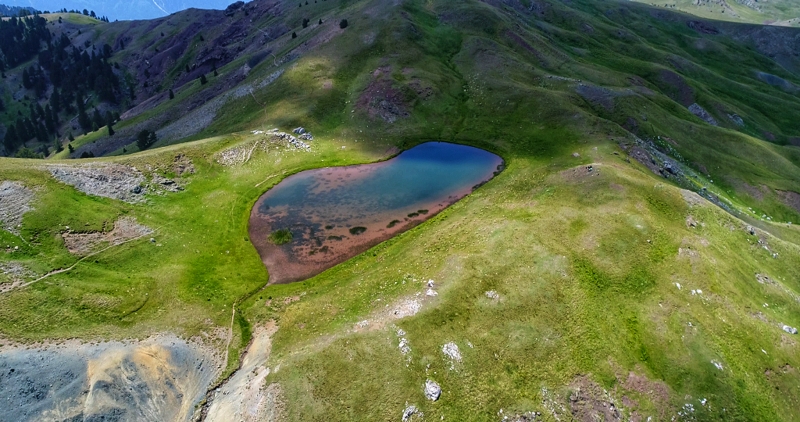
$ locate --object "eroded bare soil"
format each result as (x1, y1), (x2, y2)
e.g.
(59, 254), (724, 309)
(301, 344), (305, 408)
(0, 335), (220, 422)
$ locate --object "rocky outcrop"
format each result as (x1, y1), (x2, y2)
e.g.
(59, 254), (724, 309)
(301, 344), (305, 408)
(688, 103), (718, 126)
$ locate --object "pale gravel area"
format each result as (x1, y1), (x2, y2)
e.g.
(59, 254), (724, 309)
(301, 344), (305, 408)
(204, 321), (284, 422)
(0, 181), (34, 235)
(0, 334), (221, 422)
(47, 164), (146, 203)
(216, 129), (311, 166)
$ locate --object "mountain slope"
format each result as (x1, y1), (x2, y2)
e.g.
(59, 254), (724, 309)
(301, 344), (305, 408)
(1, 0), (236, 20)
(631, 0), (800, 27)
(0, 0), (799, 420)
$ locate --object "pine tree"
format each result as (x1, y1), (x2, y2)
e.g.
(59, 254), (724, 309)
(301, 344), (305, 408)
(169, 89), (174, 99)
(92, 109), (103, 129)
(106, 111), (114, 136)
(3, 124), (17, 151)
(199, 74), (207, 85)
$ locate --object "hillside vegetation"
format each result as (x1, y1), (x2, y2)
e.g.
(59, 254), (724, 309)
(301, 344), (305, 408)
(1, 0), (800, 420)
(632, 0), (800, 27)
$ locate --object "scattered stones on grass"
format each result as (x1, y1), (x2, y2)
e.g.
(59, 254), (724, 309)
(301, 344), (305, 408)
(173, 154), (195, 176)
(568, 375), (623, 422)
(392, 299), (422, 319)
(485, 290), (500, 300)
(425, 288), (438, 297)
(690, 289), (703, 296)
(500, 410), (541, 421)
(746, 225), (756, 235)
(756, 273), (774, 284)
(217, 129), (312, 166)
(427, 279), (434, 287)
(711, 360), (724, 370)
(678, 403), (696, 418)
(783, 325), (798, 335)
(442, 342), (462, 366)
(150, 174), (184, 193)
(402, 404), (422, 421)
(0, 181), (34, 235)
(0, 261), (37, 293)
(48, 164), (146, 203)
(424, 379), (441, 401)
(292, 126), (315, 141)
(62, 217), (154, 256)
(399, 337), (411, 356)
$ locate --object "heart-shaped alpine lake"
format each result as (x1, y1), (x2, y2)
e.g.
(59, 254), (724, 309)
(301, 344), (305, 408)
(249, 142), (504, 284)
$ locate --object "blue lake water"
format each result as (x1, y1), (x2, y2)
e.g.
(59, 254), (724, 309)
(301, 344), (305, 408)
(249, 142), (503, 283)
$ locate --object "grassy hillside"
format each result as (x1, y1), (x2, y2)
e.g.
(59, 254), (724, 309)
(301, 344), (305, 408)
(632, 0), (800, 26)
(1, 0), (800, 420)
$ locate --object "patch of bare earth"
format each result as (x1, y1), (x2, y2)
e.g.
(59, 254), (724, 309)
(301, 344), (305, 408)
(555, 372), (672, 422)
(620, 371), (671, 419)
(62, 217), (153, 256)
(352, 283), (437, 333)
(0, 262), (37, 293)
(204, 321), (285, 422)
(0, 334), (221, 422)
(173, 154), (195, 176)
(681, 189), (708, 207)
(216, 129), (311, 166)
(0, 181), (34, 235)
(568, 375), (624, 422)
(777, 190), (800, 213)
(356, 66), (411, 123)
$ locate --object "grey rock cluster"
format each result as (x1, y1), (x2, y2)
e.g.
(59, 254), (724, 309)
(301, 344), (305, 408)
(401, 404), (421, 421)
(688, 103), (718, 126)
(424, 379), (441, 401)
